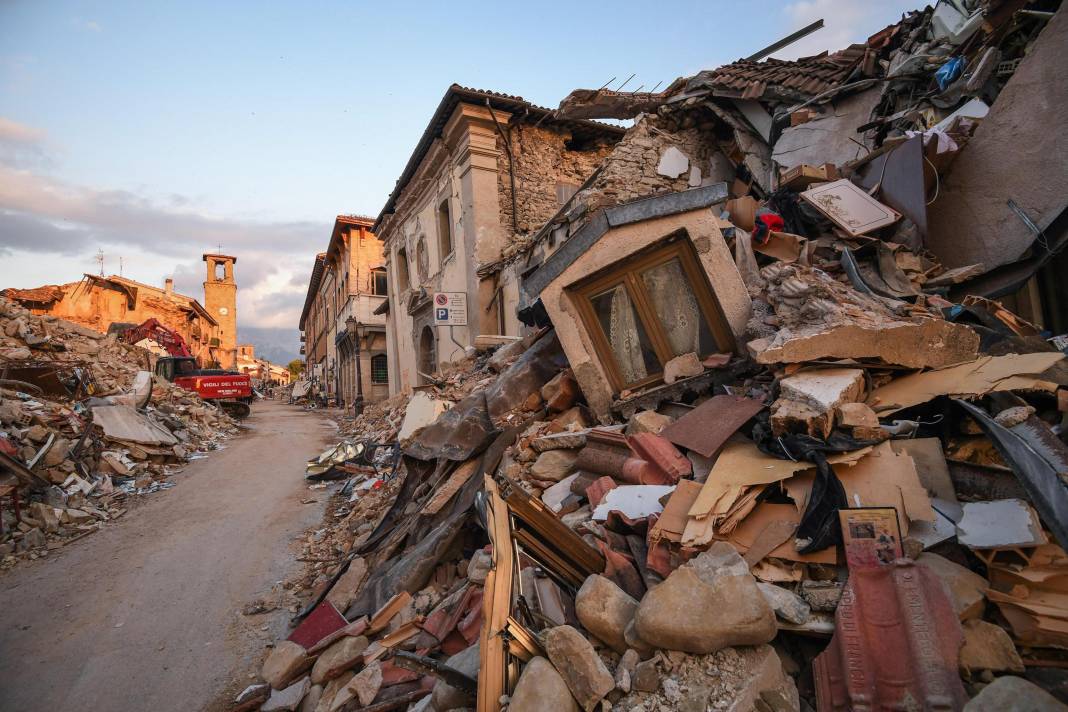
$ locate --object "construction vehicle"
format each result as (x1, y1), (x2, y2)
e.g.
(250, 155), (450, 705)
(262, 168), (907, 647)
(117, 318), (253, 418)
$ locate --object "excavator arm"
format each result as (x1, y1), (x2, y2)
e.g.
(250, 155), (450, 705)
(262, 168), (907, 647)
(118, 318), (194, 358)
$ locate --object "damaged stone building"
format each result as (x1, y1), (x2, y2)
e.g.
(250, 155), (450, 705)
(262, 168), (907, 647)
(372, 85), (624, 394)
(298, 216), (389, 407)
(2, 252), (239, 369)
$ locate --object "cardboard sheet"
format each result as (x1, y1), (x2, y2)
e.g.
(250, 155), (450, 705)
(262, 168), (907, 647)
(687, 441), (873, 518)
(648, 479), (702, 544)
(784, 442), (934, 536)
(726, 503), (838, 565)
(870, 353), (1065, 414)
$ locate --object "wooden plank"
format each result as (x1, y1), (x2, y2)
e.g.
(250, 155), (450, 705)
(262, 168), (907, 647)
(477, 476), (513, 712)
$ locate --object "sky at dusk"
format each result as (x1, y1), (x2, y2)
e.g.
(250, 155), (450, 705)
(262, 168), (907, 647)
(0, 0), (919, 360)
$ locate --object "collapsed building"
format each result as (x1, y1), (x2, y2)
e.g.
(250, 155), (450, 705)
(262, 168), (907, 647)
(0, 297), (238, 567)
(3, 252), (242, 370)
(150, 3), (1068, 711)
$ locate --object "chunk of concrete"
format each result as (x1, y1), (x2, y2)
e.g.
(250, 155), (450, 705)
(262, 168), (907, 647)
(315, 671), (352, 712)
(917, 552), (989, 621)
(399, 392), (451, 442)
(262, 640), (310, 690)
(544, 625), (615, 711)
(625, 410), (674, 436)
(298, 684), (322, 712)
(779, 368), (865, 412)
(749, 319), (979, 369)
(262, 676), (311, 712)
(575, 574), (639, 654)
(325, 558), (367, 613)
(509, 656), (579, 712)
(634, 542), (776, 654)
(347, 661), (382, 708)
(530, 449), (579, 482)
(959, 620), (1025, 673)
(310, 635), (369, 685)
(963, 676), (1068, 711)
(662, 352), (703, 385)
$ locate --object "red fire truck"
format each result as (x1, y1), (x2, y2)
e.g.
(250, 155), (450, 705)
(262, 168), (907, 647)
(117, 318), (253, 418)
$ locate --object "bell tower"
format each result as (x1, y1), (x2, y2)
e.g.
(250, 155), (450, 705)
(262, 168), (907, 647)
(203, 253), (238, 370)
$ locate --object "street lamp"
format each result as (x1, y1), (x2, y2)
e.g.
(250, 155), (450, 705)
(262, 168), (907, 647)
(346, 315), (365, 416)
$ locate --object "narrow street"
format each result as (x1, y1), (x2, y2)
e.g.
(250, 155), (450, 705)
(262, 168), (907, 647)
(0, 401), (335, 712)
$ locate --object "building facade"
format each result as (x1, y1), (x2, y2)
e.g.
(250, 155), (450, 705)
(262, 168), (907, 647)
(1, 259), (231, 368)
(236, 344), (292, 386)
(299, 216), (389, 408)
(373, 85), (624, 394)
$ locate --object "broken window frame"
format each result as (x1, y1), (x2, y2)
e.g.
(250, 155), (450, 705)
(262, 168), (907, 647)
(569, 232), (735, 393)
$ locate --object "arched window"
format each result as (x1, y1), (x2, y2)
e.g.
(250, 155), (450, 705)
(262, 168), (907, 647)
(418, 326), (436, 384)
(370, 354), (388, 384)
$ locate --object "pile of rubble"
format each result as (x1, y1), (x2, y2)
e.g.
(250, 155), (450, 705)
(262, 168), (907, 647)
(0, 297), (238, 567)
(245, 4), (1068, 712)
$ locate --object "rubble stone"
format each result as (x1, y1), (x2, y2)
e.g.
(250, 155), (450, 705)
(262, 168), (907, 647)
(298, 684), (322, 712)
(542, 370), (580, 412)
(310, 635), (368, 684)
(963, 675), (1068, 711)
(262, 640), (311, 690)
(634, 542), (776, 654)
(530, 449), (579, 482)
(544, 625), (615, 711)
(917, 552), (989, 620)
(347, 661), (382, 708)
(261, 676), (311, 712)
(324, 559), (367, 613)
(800, 580), (843, 612)
(633, 658), (660, 692)
(314, 670), (353, 712)
(662, 352), (703, 385)
(757, 582), (811, 625)
(509, 656), (579, 712)
(575, 574), (639, 654)
(625, 410), (674, 436)
(959, 620), (1025, 673)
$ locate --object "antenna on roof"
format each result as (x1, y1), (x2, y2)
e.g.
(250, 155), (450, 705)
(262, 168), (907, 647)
(119, 256), (124, 276)
(616, 73), (637, 91)
(746, 18), (825, 62)
(96, 249), (105, 276)
(217, 243), (223, 254)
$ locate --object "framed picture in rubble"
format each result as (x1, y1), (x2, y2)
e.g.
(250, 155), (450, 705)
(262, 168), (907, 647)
(839, 507), (903, 569)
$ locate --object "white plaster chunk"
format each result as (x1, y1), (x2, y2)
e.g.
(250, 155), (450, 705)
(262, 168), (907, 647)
(688, 165), (702, 187)
(592, 485), (674, 521)
(956, 499), (1047, 549)
(656, 146), (690, 179)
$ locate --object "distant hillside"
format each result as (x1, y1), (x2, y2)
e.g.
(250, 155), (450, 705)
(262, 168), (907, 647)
(238, 326), (301, 366)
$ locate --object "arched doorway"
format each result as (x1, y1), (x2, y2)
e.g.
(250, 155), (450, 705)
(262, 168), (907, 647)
(418, 325), (436, 385)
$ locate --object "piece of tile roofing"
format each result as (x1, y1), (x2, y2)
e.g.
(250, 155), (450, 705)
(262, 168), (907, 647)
(813, 559), (968, 711)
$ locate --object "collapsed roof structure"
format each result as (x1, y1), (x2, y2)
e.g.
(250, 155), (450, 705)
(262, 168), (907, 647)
(227, 3), (1068, 711)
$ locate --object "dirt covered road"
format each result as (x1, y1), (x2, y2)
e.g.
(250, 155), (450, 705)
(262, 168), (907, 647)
(0, 400), (336, 712)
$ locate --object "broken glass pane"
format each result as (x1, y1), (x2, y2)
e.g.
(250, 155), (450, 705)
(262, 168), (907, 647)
(641, 257), (717, 357)
(591, 283), (659, 385)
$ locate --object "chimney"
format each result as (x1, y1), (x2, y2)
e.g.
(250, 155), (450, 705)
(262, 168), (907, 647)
(164, 278), (174, 296)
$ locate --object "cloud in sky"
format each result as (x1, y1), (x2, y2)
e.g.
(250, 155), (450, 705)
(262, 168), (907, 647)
(0, 116), (328, 331)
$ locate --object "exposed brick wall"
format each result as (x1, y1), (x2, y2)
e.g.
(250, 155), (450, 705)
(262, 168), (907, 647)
(575, 114), (726, 211)
(497, 123), (617, 236)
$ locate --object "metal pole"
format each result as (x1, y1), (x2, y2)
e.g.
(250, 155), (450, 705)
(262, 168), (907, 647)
(353, 326), (365, 416)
